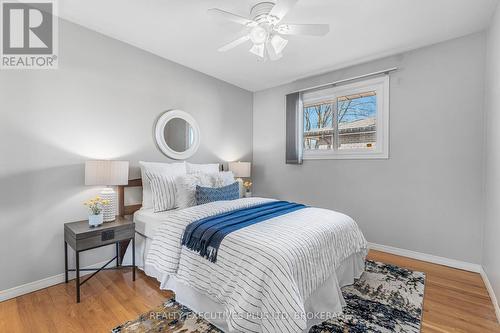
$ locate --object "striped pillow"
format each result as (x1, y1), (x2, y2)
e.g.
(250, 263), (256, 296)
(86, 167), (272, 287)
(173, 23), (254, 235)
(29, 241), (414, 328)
(145, 171), (177, 212)
(195, 182), (240, 205)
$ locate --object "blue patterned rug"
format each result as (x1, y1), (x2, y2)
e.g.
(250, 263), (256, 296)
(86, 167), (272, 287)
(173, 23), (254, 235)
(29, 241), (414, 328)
(113, 260), (425, 333)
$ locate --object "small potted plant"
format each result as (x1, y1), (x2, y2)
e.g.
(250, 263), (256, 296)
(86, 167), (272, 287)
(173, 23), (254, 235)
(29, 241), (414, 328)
(84, 196), (110, 227)
(243, 181), (253, 198)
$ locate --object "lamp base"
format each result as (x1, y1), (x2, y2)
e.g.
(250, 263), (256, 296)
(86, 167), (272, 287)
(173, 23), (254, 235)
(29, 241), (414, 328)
(100, 188), (116, 222)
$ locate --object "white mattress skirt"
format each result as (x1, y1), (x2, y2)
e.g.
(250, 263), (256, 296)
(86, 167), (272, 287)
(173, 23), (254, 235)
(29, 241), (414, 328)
(165, 253), (364, 332)
(123, 234), (365, 333)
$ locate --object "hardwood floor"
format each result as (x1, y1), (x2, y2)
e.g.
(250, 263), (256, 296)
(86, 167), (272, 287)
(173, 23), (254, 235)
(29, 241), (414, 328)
(0, 250), (498, 333)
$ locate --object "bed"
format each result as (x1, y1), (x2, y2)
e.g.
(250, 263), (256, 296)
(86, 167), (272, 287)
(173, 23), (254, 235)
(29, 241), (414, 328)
(120, 179), (367, 333)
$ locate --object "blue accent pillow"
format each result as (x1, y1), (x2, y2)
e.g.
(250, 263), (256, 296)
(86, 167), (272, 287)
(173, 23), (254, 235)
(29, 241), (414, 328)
(195, 182), (240, 205)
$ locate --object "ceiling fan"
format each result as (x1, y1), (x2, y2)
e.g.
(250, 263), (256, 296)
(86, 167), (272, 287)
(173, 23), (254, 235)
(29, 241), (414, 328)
(208, 0), (329, 61)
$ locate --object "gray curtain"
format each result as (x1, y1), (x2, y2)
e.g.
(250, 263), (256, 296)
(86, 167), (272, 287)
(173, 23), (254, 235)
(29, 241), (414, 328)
(285, 92), (303, 164)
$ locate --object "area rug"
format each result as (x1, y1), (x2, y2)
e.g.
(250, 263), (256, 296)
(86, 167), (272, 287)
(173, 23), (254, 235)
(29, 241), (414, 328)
(112, 260), (425, 333)
(310, 260), (425, 332)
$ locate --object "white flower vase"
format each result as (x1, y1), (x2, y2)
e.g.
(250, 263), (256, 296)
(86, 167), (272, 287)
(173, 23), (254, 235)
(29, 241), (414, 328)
(245, 191), (252, 198)
(89, 213), (103, 227)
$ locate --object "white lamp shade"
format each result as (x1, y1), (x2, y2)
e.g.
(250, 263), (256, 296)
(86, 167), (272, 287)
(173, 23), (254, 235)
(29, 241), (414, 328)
(85, 160), (129, 186)
(229, 162), (251, 178)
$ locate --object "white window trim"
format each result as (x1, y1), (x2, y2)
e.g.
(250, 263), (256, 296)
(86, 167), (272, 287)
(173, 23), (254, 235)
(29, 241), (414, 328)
(302, 75), (390, 160)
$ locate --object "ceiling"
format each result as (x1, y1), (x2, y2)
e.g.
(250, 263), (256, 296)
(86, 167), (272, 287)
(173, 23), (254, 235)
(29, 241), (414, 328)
(59, 0), (499, 91)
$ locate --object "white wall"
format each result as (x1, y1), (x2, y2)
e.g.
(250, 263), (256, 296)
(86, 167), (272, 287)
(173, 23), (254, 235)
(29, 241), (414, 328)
(253, 33), (486, 264)
(483, 2), (500, 307)
(0, 19), (253, 292)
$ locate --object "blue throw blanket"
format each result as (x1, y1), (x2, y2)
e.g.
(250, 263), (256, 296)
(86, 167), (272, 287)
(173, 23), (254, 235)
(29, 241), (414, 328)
(181, 201), (307, 262)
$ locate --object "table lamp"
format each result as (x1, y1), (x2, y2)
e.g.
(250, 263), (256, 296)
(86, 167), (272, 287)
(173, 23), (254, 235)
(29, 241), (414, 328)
(229, 162), (251, 197)
(85, 160), (129, 222)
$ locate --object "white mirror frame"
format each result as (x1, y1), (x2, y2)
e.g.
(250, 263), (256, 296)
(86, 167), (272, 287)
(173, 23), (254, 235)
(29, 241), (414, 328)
(155, 109), (201, 160)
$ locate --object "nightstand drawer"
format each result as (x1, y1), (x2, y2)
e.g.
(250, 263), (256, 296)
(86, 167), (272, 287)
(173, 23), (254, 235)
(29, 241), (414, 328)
(64, 218), (135, 251)
(72, 227), (134, 251)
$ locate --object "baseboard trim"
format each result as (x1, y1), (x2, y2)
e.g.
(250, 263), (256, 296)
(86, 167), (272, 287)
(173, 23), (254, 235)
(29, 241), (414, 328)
(480, 267), (500, 324)
(0, 260), (109, 302)
(367, 242), (482, 273)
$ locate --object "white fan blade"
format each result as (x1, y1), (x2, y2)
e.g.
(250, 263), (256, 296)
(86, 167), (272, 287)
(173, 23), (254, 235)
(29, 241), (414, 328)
(276, 24), (330, 36)
(268, 0), (298, 23)
(208, 8), (257, 27)
(218, 35), (250, 52)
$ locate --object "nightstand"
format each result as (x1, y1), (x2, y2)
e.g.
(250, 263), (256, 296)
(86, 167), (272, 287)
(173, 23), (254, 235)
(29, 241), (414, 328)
(64, 216), (135, 303)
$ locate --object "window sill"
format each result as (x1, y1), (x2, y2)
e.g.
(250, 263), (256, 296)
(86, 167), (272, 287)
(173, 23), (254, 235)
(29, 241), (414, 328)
(303, 151), (389, 160)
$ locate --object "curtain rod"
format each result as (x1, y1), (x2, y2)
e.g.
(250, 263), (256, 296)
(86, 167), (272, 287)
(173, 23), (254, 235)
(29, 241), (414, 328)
(292, 67), (398, 94)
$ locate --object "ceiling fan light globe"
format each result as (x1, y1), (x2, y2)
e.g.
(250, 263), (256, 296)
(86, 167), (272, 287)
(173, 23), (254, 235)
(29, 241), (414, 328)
(271, 35), (288, 54)
(250, 43), (265, 58)
(249, 26), (269, 45)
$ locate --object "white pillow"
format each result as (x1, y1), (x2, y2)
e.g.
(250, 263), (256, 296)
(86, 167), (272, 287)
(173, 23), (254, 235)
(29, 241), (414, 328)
(175, 173), (214, 209)
(175, 171), (236, 209)
(212, 171), (235, 188)
(186, 162), (219, 174)
(144, 171), (177, 212)
(139, 161), (186, 209)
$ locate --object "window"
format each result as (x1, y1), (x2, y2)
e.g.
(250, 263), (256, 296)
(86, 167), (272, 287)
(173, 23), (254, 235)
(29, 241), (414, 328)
(301, 76), (389, 159)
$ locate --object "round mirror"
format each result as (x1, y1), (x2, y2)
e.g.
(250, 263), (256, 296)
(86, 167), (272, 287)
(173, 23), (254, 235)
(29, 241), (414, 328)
(155, 110), (200, 160)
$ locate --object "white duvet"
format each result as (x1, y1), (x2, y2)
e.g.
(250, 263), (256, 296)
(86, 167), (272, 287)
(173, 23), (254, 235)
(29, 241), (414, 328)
(144, 198), (367, 333)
